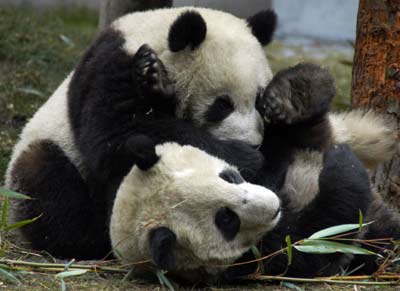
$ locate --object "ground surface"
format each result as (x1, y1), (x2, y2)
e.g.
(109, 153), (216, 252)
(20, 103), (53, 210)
(0, 6), (398, 291)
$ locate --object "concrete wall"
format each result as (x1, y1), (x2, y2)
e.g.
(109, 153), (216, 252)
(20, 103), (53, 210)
(173, 0), (271, 18)
(1, 0), (358, 41)
(274, 0), (358, 41)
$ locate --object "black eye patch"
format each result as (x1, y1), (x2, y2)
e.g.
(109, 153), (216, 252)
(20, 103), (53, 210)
(204, 95), (234, 123)
(219, 169), (245, 184)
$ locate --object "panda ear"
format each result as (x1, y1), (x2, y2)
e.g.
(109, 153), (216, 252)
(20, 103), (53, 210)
(149, 227), (177, 270)
(168, 10), (207, 52)
(124, 135), (159, 171)
(247, 10), (277, 46)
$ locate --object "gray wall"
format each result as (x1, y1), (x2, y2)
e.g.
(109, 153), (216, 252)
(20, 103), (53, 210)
(173, 0), (271, 18)
(274, 0), (358, 41)
(1, 0), (358, 41)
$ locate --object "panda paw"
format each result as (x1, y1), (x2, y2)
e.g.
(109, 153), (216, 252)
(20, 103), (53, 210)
(133, 44), (175, 102)
(257, 63), (335, 125)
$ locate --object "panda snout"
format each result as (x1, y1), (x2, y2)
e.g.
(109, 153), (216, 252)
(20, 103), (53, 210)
(238, 183), (281, 227)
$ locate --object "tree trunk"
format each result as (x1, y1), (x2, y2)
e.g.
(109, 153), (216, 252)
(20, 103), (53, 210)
(99, 0), (173, 30)
(351, 0), (400, 208)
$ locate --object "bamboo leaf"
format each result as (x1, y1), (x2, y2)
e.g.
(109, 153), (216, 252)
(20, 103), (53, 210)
(1, 197), (9, 229)
(55, 269), (88, 278)
(359, 210), (364, 232)
(4, 215), (42, 231)
(285, 235), (293, 266)
(295, 239), (376, 255)
(309, 222), (373, 239)
(0, 188), (31, 200)
(251, 245), (264, 274)
(282, 281), (304, 291)
(0, 267), (20, 284)
(156, 270), (175, 291)
(60, 278), (66, 291)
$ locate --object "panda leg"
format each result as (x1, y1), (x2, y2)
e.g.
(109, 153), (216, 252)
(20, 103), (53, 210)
(9, 140), (110, 259)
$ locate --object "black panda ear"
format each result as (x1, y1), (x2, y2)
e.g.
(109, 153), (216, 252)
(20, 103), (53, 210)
(149, 227), (177, 270)
(168, 10), (207, 52)
(247, 10), (277, 46)
(124, 135), (159, 171)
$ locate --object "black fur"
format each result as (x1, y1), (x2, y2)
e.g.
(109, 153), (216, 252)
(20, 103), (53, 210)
(224, 144), (373, 279)
(124, 134), (160, 171)
(168, 11), (207, 52)
(149, 227), (177, 270)
(10, 140), (110, 259)
(219, 169), (244, 185)
(247, 10), (277, 46)
(215, 207), (241, 241)
(204, 96), (234, 123)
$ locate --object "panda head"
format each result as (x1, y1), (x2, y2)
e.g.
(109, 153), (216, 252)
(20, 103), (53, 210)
(162, 9), (277, 147)
(109, 138), (281, 276)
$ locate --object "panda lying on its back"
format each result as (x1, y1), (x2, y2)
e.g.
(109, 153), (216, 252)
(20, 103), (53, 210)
(109, 138), (380, 282)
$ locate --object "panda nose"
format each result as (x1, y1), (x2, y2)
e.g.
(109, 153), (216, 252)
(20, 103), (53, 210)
(215, 207), (241, 241)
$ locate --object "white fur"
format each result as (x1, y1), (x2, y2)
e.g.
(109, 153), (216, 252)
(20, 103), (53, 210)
(282, 150), (323, 211)
(5, 74), (86, 188)
(330, 110), (397, 169)
(110, 143), (280, 273)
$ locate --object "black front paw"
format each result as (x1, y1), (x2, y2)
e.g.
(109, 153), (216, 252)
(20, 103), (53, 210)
(257, 63), (335, 125)
(124, 134), (159, 171)
(133, 44), (176, 115)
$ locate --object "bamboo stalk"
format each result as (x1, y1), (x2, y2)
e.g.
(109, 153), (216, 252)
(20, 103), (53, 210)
(0, 259), (129, 273)
(253, 275), (400, 285)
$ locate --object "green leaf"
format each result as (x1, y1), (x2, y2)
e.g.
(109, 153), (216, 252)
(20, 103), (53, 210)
(4, 214), (42, 231)
(282, 282), (304, 291)
(359, 210), (364, 232)
(1, 197), (9, 229)
(16, 87), (45, 97)
(285, 235), (292, 266)
(0, 188), (31, 200)
(294, 239), (376, 255)
(309, 222), (373, 239)
(60, 278), (66, 291)
(0, 266), (20, 284)
(55, 269), (87, 278)
(156, 270), (175, 291)
(251, 245), (264, 274)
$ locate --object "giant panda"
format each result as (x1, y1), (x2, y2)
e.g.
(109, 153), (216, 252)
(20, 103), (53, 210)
(107, 136), (379, 283)
(5, 7), (397, 261)
(109, 141), (282, 281)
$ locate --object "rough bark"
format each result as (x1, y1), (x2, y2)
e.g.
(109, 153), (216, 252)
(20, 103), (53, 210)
(351, 0), (400, 208)
(99, 0), (173, 30)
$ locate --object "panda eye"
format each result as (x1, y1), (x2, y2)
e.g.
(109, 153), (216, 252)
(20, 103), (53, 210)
(205, 95), (234, 123)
